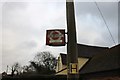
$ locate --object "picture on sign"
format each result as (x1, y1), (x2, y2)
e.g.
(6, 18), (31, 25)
(46, 29), (65, 46)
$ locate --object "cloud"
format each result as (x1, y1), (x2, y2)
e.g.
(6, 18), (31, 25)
(0, 3), (2, 73)
(1, 1), (118, 73)
(17, 41), (38, 49)
(75, 2), (118, 46)
(2, 1), (66, 72)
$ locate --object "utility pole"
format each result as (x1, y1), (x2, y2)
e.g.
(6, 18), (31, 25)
(66, 0), (79, 80)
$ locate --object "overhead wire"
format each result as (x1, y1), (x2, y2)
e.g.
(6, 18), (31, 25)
(94, 1), (116, 44)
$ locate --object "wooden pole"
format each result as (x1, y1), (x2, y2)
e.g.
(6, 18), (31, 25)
(66, 0), (79, 80)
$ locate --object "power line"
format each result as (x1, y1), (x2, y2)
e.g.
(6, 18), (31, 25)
(94, 1), (116, 44)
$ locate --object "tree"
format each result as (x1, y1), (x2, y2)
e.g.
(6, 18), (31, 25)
(31, 51), (57, 74)
(10, 62), (21, 76)
(22, 64), (36, 74)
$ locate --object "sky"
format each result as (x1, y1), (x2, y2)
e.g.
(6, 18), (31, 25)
(0, 0), (119, 73)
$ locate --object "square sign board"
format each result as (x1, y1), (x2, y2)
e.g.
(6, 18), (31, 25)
(46, 29), (65, 46)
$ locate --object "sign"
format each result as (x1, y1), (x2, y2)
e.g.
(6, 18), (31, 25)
(46, 29), (65, 46)
(69, 63), (78, 74)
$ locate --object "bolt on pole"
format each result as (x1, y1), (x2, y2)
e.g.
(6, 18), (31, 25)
(66, 0), (79, 80)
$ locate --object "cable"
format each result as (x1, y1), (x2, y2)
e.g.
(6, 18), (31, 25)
(94, 1), (116, 44)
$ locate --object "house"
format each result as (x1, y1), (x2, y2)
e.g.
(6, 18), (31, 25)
(56, 53), (89, 75)
(56, 44), (108, 75)
(79, 44), (120, 80)
(55, 44), (120, 80)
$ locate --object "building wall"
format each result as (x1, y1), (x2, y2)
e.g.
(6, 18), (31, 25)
(56, 56), (63, 72)
(56, 55), (67, 72)
(78, 57), (89, 70)
(56, 69), (67, 75)
(56, 56), (89, 75)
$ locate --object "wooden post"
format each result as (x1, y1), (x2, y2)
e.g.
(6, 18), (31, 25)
(66, 0), (79, 80)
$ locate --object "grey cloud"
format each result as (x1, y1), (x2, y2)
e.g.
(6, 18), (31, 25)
(2, 2), (28, 11)
(75, 2), (118, 27)
(17, 41), (38, 49)
(2, 1), (119, 73)
(75, 2), (118, 46)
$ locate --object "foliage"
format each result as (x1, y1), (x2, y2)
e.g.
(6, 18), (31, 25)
(11, 62), (22, 76)
(30, 51), (57, 74)
(22, 64), (36, 74)
(4, 52), (57, 75)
